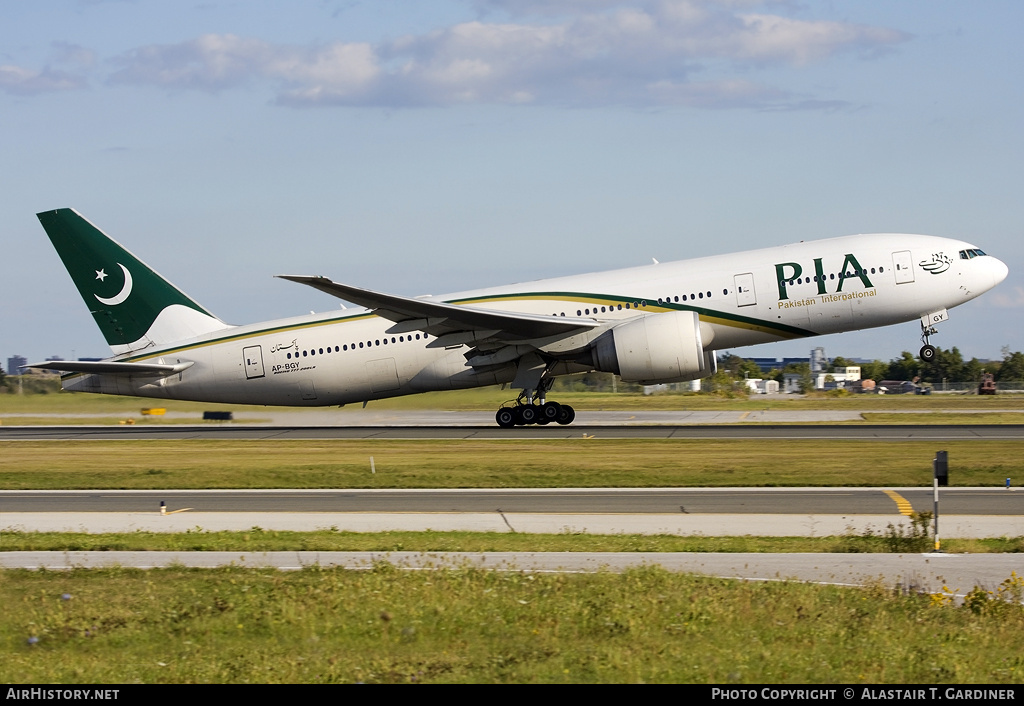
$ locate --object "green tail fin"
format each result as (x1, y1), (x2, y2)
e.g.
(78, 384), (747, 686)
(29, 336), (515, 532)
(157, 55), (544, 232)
(37, 209), (230, 353)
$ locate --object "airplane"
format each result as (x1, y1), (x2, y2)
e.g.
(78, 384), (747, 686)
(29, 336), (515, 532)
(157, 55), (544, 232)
(29, 208), (1008, 427)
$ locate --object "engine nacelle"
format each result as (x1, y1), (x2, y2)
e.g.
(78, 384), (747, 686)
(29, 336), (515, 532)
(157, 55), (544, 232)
(591, 311), (712, 384)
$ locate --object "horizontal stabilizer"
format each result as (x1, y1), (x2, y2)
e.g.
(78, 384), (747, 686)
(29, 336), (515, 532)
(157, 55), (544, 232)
(277, 275), (599, 342)
(27, 360), (195, 376)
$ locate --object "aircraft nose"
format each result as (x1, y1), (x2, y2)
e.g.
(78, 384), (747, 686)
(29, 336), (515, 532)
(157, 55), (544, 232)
(990, 257), (1009, 288)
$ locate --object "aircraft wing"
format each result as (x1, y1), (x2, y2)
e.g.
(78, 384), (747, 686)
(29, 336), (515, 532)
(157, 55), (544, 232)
(276, 275), (599, 343)
(27, 360), (195, 376)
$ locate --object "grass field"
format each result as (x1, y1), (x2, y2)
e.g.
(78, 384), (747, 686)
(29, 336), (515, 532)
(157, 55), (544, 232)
(1, 438), (1020, 489)
(3, 391), (1022, 684)
(4, 527), (1022, 554)
(2, 565), (1022, 683)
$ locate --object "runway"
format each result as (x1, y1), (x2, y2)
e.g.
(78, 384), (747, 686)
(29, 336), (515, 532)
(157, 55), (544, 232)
(3, 487), (1020, 514)
(3, 488), (1020, 537)
(3, 416), (1021, 591)
(2, 423), (1023, 440)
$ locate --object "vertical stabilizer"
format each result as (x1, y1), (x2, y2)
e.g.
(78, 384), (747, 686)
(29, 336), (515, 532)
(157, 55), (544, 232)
(37, 209), (232, 354)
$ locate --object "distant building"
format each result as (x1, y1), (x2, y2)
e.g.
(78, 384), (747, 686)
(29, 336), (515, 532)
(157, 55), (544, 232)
(744, 378), (780, 394)
(6, 355), (27, 375)
(810, 347), (827, 373)
(817, 366), (862, 390)
(749, 356), (812, 373)
(782, 373), (805, 394)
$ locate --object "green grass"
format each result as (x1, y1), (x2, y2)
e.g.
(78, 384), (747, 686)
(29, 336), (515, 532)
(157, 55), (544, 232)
(3, 529), (1023, 554)
(861, 412), (1024, 424)
(0, 416), (272, 426)
(1, 438), (1020, 489)
(2, 565), (1023, 683)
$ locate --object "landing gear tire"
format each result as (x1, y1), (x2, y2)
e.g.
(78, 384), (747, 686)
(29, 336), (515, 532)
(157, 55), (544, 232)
(518, 405), (538, 425)
(920, 345), (937, 362)
(539, 402), (561, 422)
(556, 404), (576, 425)
(496, 408), (516, 428)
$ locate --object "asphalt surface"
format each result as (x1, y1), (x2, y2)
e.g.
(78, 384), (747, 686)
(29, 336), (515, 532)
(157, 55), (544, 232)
(2, 487), (1020, 514)
(2, 423), (1023, 440)
(2, 488), (1020, 537)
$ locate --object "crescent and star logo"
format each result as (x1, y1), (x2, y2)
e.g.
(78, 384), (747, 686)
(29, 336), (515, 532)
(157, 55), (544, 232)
(94, 263), (133, 305)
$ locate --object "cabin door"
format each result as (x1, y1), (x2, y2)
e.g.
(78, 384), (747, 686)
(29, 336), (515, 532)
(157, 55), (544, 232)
(734, 273), (756, 307)
(892, 251), (915, 284)
(243, 346), (265, 379)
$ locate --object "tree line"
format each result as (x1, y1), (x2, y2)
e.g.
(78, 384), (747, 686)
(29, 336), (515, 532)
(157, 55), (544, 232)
(718, 347), (1024, 385)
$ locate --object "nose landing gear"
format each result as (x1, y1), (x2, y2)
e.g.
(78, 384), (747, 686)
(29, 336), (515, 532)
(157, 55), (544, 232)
(919, 309), (950, 363)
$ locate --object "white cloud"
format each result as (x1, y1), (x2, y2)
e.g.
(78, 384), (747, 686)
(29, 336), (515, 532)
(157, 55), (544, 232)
(104, 0), (908, 109)
(0, 64), (87, 95)
(111, 34), (380, 102)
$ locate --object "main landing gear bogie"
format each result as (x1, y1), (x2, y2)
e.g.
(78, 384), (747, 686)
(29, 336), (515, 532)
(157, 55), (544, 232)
(495, 401), (576, 428)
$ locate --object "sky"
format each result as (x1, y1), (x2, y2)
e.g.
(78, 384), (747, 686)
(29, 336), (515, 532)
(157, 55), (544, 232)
(2, 0), (1023, 367)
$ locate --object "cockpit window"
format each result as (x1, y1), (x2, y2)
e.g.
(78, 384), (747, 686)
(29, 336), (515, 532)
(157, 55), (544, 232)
(959, 248), (989, 260)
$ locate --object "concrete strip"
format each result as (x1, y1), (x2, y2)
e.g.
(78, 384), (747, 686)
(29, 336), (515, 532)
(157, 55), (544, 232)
(2, 550), (1020, 596)
(2, 512), (1020, 537)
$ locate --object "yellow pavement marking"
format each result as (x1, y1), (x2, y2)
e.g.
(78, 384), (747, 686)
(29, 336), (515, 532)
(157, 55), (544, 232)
(883, 490), (913, 516)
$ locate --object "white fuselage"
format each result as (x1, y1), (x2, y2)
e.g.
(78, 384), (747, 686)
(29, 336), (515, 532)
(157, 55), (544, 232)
(62, 233), (1008, 405)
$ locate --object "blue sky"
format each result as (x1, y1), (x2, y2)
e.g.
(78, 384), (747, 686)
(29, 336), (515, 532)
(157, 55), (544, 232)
(3, 0), (1022, 366)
